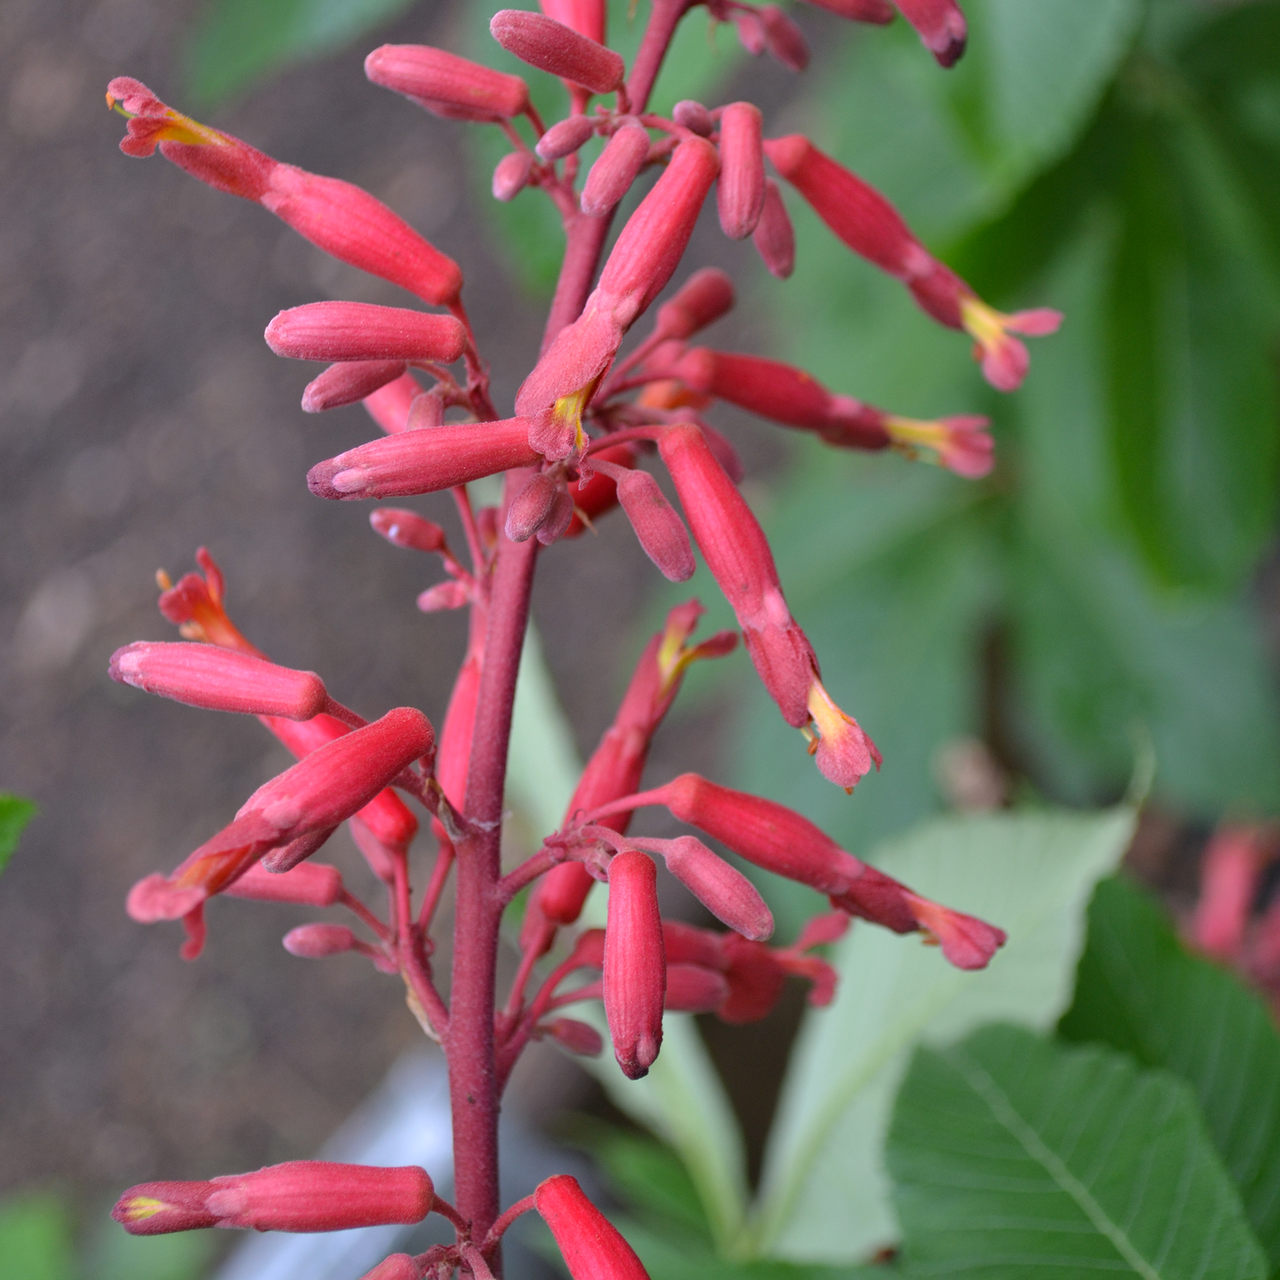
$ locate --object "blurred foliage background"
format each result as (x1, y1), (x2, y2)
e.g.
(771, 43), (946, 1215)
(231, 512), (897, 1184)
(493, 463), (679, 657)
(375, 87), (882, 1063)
(7, 0), (1280, 1275)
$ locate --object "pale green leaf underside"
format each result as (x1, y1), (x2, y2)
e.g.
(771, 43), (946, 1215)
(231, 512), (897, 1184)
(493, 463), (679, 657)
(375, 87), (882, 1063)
(752, 807), (1134, 1262)
(889, 1025), (1267, 1279)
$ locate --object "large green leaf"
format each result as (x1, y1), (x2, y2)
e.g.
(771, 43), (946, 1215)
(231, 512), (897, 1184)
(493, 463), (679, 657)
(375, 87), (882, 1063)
(185, 0), (419, 107)
(0, 794), (36, 878)
(1061, 876), (1280, 1270)
(1010, 224), (1280, 812)
(751, 806), (1134, 1262)
(888, 1024), (1267, 1279)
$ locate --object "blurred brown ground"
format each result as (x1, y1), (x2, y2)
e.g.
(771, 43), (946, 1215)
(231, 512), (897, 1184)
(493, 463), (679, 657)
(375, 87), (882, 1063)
(0, 0), (798, 1214)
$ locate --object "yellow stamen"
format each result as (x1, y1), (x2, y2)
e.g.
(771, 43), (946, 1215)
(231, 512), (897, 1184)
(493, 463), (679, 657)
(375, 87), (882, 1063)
(552, 385), (592, 457)
(119, 1197), (169, 1222)
(884, 414), (948, 453)
(959, 295), (1009, 351)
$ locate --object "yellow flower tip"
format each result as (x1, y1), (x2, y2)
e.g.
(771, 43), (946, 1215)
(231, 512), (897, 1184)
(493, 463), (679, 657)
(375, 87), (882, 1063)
(958, 295), (1061, 393)
(118, 1196), (168, 1223)
(155, 568), (173, 591)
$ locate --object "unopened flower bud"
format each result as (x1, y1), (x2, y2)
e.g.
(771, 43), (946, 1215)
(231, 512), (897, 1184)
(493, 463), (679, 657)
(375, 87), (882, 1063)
(106, 79), (461, 305)
(494, 150), (535, 202)
(506, 471), (561, 542)
(417, 580), (470, 612)
(538, 486), (577, 545)
(302, 360), (408, 413)
(759, 7), (809, 71)
(490, 10), (624, 94)
(672, 100), (713, 136)
(717, 103), (766, 239)
(408, 390), (447, 430)
(283, 922), (358, 957)
(535, 1175), (651, 1280)
(656, 269), (735, 340)
(664, 963), (731, 1012)
(363, 372), (424, 435)
(604, 851), (665, 1079)
(364, 44), (531, 121)
(544, 1017), (604, 1056)
(226, 860), (344, 906)
(608, 465), (696, 582)
(733, 9), (767, 55)
(113, 1162), (434, 1235)
(540, 0), (606, 43)
(537, 114), (598, 160)
(309, 419), (540, 501)
(894, 0), (967, 66)
(655, 834), (774, 940)
(370, 508), (449, 554)
(581, 122), (650, 216)
(265, 303), (466, 365)
(109, 642), (328, 720)
(753, 179), (795, 278)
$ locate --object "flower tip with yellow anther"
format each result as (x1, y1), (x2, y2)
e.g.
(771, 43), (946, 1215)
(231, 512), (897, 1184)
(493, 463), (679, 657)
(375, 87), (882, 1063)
(805, 677), (880, 792)
(960, 296), (1062, 392)
(885, 413), (993, 479)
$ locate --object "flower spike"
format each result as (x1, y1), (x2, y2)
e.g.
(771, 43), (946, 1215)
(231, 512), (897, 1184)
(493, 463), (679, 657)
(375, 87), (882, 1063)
(106, 79), (462, 305)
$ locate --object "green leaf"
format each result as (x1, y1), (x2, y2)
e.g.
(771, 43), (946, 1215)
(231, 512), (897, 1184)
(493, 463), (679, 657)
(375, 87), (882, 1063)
(0, 794), (36, 877)
(1010, 222), (1280, 812)
(887, 1024), (1268, 1279)
(751, 806), (1134, 1262)
(1061, 876), (1280, 1270)
(0, 1194), (74, 1280)
(185, 0), (418, 108)
(89, 1223), (214, 1280)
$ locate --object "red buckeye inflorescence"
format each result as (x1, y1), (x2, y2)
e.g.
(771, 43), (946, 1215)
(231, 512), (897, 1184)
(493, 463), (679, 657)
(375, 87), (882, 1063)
(104, 0), (1039, 1273)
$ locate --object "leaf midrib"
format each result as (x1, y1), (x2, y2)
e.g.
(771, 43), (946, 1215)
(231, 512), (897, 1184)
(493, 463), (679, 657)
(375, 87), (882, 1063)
(946, 1043), (1162, 1280)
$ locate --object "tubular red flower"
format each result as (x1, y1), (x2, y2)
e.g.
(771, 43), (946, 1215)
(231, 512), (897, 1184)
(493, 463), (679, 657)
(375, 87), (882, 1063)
(533, 602), (734, 925)
(106, 79), (462, 305)
(641, 834), (774, 940)
(308, 419), (540, 501)
(490, 10), (624, 94)
(224, 861), (344, 907)
(603, 464), (696, 582)
(537, 115), (597, 161)
(655, 269), (735, 340)
(603, 850), (666, 1078)
(113, 1162), (434, 1235)
(893, 0), (967, 67)
(364, 45), (531, 121)
(1192, 826), (1265, 961)
(752, 180), (795, 279)
(535, 1176), (651, 1280)
(763, 134), (1060, 389)
(540, 0), (606, 44)
(362, 372), (424, 435)
(302, 360), (408, 413)
(109, 642), (328, 720)
(758, 8), (809, 73)
(717, 103), (766, 239)
(265, 303), (466, 365)
(581, 121), (651, 217)
(900, 892), (1007, 970)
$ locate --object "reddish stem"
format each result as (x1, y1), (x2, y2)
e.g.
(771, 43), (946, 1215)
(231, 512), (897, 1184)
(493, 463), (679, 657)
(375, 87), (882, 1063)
(482, 1194), (537, 1251)
(627, 0), (694, 114)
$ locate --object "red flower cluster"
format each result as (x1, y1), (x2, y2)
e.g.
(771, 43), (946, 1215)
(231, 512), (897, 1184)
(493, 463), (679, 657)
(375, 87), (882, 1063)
(103, 0), (1039, 1273)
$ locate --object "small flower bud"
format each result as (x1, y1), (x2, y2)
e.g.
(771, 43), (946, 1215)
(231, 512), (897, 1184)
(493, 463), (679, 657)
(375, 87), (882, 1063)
(265, 303), (466, 365)
(753, 179), (795, 278)
(717, 103), (766, 239)
(506, 471), (561, 542)
(540, 0), (606, 44)
(490, 9), (625, 94)
(655, 834), (774, 940)
(544, 1017), (604, 1056)
(364, 45), (531, 121)
(407, 390), (447, 430)
(283, 922), (358, 957)
(109, 642), (328, 720)
(537, 486), (577, 545)
(537, 115), (598, 160)
(672, 100), (713, 136)
(370, 508), (449, 554)
(611, 466), (696, 582)
(759, 7), (809, 71)
(105, 79), (462, 305)
(664, 963), (731, 1013)
(113, 1162), (434, 1235)
(226, 860), (344, 906)
(535, 1176), (651, 1280)
(417, 580), (470, 612)
(581, 122), (651, 216)
(733, 10), (767, 56)
(308, 419), (540, 501)
(493, 150), (535, 202)
(655, 269), (735, 340)
(893, 0), (967, 67)
(302, 360), (408, 413)
(604, 850), (665, 1079)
